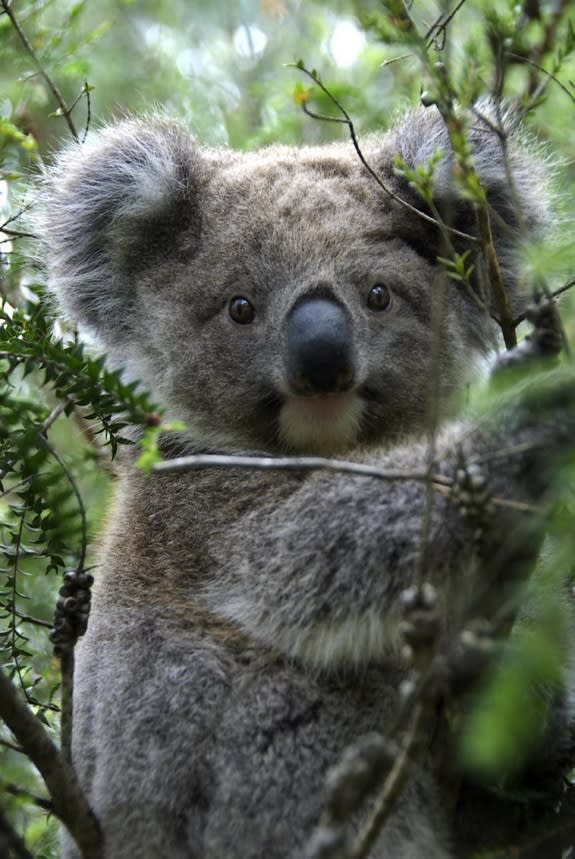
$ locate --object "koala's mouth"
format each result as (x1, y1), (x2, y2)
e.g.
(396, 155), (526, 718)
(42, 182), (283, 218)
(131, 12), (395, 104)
(278, 391), (364, 453)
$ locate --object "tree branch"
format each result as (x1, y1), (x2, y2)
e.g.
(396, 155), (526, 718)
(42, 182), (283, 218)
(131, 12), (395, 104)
(152, 451), (450, 486)
(0, 0), (79, 141)
(0, 667), (102, 859)
(0, 805), (34, 859)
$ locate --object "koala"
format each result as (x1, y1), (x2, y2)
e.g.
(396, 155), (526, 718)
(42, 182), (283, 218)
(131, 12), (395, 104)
(40, 102), (574, 859)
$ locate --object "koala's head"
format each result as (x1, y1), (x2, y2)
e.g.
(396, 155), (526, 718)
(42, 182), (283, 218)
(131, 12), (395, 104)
(40, 103), (548, 455)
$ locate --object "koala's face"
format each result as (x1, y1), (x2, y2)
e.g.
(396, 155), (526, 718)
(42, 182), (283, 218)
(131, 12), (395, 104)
(42, 109), (543, 454)
(136, 150), (455, 454)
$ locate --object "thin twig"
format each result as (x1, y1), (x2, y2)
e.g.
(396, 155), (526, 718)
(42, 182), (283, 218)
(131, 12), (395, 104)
(507, 52), (575, 106)
(0, 228), (37, 240)
(295, 66), (479, 245)
(1, 780), (53, 812)
(0, 738), (24, 754)
(435, 483), (539, 514)
(1, 0), (79, 141)
(82, 83), (92, 143)
(0, 602), (52, 630)
(152, 452), (451, 487)
(349, 705), (425, 859)
(512, 278), (575, 327)
(424, 0), (470, 45)
(40, 399), (71, 435)
(349, 664), (439, 859)
(41, 439), (87, 575)
(475, 204), (516, 348)
(59, 650), (74, 767)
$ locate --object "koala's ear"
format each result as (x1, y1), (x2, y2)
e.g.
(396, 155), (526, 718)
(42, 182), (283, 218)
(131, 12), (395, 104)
(39, 118), (204, 341)
(388, 100), (550, 311)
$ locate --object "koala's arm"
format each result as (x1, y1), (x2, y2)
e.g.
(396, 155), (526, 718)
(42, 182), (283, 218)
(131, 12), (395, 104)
(203, 373), (573, 669)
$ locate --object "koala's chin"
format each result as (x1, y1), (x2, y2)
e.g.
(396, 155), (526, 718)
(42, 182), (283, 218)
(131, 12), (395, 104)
(278, 391), (364, 453)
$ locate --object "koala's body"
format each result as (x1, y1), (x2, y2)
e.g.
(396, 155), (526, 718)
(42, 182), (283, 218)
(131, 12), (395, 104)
(41, 103), (574, 858)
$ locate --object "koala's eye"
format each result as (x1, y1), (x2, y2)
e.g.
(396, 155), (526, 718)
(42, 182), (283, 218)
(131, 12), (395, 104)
(367, 283), (392, 312)
(229, 296), (255, 325)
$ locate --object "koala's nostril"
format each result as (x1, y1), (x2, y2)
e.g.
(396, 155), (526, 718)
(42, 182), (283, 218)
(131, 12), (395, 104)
(287, 297), (355, 394)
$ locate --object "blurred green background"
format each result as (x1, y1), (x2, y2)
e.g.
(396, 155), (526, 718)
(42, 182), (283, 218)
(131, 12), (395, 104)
(1, 1), (575, 855)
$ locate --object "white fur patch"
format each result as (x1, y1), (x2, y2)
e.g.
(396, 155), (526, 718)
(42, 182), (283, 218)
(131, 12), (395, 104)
(211, 592), (400, 669)
(279, 392), (364, 453)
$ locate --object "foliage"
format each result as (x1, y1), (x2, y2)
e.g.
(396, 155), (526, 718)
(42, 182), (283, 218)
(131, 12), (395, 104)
(1, 0), (575, 857)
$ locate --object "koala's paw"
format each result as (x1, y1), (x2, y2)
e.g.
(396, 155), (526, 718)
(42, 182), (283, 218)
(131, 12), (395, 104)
(398, 583), (441, 667)
(450, 455), (495, 539)
(494, 296), (563, 375)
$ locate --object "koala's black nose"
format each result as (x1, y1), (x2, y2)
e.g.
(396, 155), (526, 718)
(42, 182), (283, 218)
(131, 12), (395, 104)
(287, 297), (354, 394)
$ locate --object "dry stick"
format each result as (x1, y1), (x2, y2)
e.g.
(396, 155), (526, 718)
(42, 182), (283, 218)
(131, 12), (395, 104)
(154, 452), (539, 515)
(1, 781), (53, 812)
(349, 695), (432, 859)
(513, 278), (575, 326)
(350, 705), (423, 859)
(59, 651), (74, 768)
(1, 227), (36, 240)
(508, 51), (575, 106)
(476, 204), (516, 349)
(0, 602), (52, 630)
(424, 0), (470, 45)
(40, 398), (71, 435)
(0, 738), (24, 754)
(1, 0), (79, 142)
(0, 668), (103, 859)
(153, 452), (450, 487)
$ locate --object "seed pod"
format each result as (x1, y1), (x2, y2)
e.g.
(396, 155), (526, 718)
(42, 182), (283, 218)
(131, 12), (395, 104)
(63, 597), (78, 613)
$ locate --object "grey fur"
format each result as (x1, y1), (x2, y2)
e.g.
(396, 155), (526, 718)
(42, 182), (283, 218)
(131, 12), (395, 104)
(39, 102), (572, 858)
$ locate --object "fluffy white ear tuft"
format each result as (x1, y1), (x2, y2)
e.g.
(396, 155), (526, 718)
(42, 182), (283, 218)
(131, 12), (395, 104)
(387, 98), (551, 316)
(38, 118), (204, 344)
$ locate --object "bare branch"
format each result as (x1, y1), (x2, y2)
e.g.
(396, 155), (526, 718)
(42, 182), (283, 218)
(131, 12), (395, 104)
(0, 738), (24, 754)
(0, 805), (34, 859)
(0, 667), (103, 859)
(424, 0), (471, 46)
(0, 0), (79, 141)
(0, 602), (52, 630)
(152, 451), (450, 487)
(507, 51), (575, 106)
(1, 780), (53, 812)
(349, 700), (429, 859)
